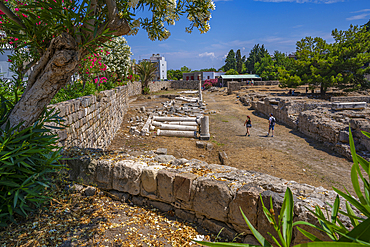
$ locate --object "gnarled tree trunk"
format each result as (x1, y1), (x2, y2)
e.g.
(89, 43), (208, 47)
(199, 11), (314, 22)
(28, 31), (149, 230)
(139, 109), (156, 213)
(4, 33), (79, 130)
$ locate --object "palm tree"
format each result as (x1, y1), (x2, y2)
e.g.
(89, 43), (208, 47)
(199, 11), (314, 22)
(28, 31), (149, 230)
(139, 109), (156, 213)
(135, 61), (157, 94)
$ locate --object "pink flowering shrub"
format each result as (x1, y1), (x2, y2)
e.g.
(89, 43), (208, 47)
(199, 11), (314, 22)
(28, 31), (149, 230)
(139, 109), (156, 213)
(202, 78), (219, 89)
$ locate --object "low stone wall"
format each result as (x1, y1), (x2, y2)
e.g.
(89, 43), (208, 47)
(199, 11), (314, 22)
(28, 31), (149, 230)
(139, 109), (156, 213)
(250, 96), (370, 158)
(228, 81), (280, 94)
(331, 96), (370, 103)
(50, 80), (198, 149)
(66, 152), (349, 245)
(171, 80), (200, 90)
(50, 86), (128, 149)
(227, 81), (241, 94)
(254, 80), (280, 86)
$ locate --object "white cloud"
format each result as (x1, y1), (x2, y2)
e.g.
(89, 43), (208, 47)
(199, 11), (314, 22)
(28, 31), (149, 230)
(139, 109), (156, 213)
(254, 0), (343, 3)
(352, 9), (370, 13)
(346, 13), (370, 21)
(199, 52), (216, 58)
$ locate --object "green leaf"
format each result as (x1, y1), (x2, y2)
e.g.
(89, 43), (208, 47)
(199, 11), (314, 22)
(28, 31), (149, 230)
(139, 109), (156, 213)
(331, 195), (340, 224)
(294, 242), (368, 247)
(338, 217), (370, 243)
(333, 187), (370, 218)
(361, 131), (370, 139)
(281, 188), (294, 246)
(0, 180), (21, 187)
(351, 163), (368, 206)
(349, 126), (358, 165)
(296, 227), (322, 242)
(194, 241), (252, 246)
(240, 207), (273, 247)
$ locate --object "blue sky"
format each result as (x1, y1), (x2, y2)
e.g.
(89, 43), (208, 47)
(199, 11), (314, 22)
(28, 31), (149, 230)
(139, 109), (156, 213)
(125, 0), (370, 71)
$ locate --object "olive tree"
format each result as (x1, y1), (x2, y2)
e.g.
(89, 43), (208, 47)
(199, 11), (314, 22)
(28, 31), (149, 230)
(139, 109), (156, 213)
(0, 0), (215, 129)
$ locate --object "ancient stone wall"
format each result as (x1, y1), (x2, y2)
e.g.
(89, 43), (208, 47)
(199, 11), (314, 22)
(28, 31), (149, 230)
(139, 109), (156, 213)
(66, 152), (349, 245)
(50, 86), (129, 149)
(227, 81), (241, 94)
(331, 96), (370, 103)
(253, 80), (280, 86)
(251, 96), (370, 159)
(170, 80), (199, 90)
(50, 80), (197, 150)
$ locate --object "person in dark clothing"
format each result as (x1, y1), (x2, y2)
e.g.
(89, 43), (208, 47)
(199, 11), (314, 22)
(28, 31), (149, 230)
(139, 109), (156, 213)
(244, 116), (252, 136)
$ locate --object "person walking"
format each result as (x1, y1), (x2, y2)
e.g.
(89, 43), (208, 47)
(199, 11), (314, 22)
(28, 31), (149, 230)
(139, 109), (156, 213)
(267, 113), (276, 137)
(244, 116), (252, 136)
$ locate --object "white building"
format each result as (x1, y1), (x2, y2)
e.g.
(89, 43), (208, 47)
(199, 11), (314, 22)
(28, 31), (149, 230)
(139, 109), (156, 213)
(149, 54), (167, 80)
(0, 48), (15, 81)
(202, 71), (225, 80)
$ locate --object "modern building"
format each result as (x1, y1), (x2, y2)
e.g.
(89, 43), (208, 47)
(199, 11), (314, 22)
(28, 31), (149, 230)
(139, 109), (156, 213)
(202, 71), (225, 80)
(183, 71), (226, 81)
(183, 72), (202, 81)
(138, 54), (167, 80)
(220, 74), (262, 86)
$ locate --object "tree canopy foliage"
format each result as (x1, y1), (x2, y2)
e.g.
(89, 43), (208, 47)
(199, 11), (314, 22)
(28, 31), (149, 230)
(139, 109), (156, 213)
(245, 44), (269, 74)
(0, 0), (215, 129)
(279, 25), (370, 94)
(255, 51), (294, 80)
(225, 68), (238, 75)
(223, 49), (236, 72)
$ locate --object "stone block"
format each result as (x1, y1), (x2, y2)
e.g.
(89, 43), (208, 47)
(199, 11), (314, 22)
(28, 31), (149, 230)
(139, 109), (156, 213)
(157, 170), (176, 203)
(155, 155), (176, 164)
(219, 151), (230, 166)
(95, 160), (113, 190)
(66, 156), (97, 184)
(200, 218), (237, 241)
(175, 209), (195, 222)
(193, 179), (232, 222)
(206, 143), (213, 151)
(155, 148), (167, 155)
(292, 202), (332, 245)
(228, 183), (264, 234)
(108, 190), (130, 202)
(84, 186), (96, 196)
(173, 173), (198, 210)
(141, 165), (164, 199)
(332, 102), (366, 111)
(339, 130), (349, 143)
(131, 196), (147, 206)
(196, 141), (206, 149)
(113, 160), (142, 195)
(148, 200), (173, 212)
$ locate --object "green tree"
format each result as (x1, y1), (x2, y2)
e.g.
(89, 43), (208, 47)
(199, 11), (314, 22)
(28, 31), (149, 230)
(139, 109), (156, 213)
(279, 25), (370, 94)
(136, 61), (157, 94)
(225, 69), (238, 75)
(0, 0), (215, 129)
(181, 66), (191, 73)
(224, 49), (236, 71)
(245, 44), (269, 74)
(363, 19), (370, 32)
(236, 49), (243, 74)
(255, 54), (277, 80)
(167, 69), (183, 80)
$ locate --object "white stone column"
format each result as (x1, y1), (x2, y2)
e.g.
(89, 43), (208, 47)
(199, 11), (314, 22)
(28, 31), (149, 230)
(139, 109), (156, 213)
(199, 116), (210, 140)
(157, 129), (197, 138)
(199, 80), (203, 103)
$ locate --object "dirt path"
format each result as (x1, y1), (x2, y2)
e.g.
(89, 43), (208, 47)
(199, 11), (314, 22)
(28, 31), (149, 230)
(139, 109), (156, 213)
(204, 90), (353, 193)
(109, 89), (354, 193)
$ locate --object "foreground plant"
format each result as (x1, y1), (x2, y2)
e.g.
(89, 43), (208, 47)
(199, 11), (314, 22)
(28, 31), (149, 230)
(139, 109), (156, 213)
(196, 127), (370, 246)
(0, 97), (65, 226)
